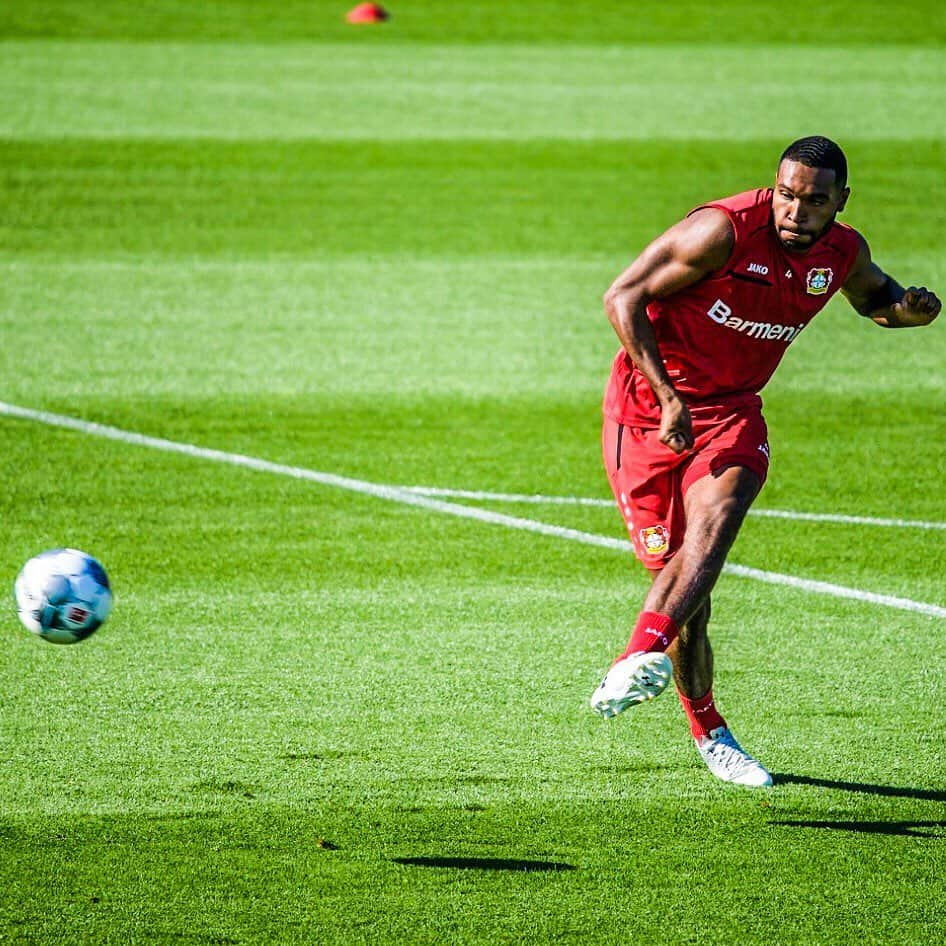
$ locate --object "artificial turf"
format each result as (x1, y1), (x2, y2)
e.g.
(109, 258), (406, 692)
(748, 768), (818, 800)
(1, 2), (945, 943)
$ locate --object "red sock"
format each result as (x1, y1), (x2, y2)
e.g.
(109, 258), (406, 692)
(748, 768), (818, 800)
(618, 610), (680, 659)
(678, 688), (727, 738)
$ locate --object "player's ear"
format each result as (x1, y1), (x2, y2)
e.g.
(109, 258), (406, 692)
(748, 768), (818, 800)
(836, 186), (850, 213)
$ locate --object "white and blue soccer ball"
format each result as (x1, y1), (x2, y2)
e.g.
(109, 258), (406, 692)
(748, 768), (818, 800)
(14, 548), (112, 644)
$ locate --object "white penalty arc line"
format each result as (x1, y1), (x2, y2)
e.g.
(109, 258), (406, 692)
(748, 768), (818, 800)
(402, 486), (946, 532)
(2, 399), (943, 620)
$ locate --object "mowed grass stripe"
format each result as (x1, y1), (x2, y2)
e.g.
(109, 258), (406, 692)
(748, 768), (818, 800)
(0, 252), (941, 405)
(3, 138), (943, 258)
(2, 42), (945, 140)
(5, 0), (945, 44)
(4, 399), (945, 619)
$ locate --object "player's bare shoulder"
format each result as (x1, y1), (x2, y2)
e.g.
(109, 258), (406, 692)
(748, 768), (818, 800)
(841, 229), (875, 284)
(664, 207), (735, 271)
(606, 207), (735, 306)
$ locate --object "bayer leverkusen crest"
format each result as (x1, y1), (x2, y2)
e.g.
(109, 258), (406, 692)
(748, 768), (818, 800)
(806, 267), (833, 295)
(639, 525), (670, 556)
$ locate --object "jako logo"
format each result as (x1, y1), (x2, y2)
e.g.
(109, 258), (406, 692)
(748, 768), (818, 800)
(747, 262), (769, 275)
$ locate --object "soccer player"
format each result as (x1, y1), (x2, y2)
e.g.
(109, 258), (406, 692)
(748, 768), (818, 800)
(590, 136), (941, 787)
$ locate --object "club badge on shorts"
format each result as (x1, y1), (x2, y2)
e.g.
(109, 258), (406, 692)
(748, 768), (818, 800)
(806, 268), (833, 295)
(639, 525), (670, 556)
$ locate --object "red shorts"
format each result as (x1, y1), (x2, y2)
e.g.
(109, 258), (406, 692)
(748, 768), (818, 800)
(602, 407), (770, 568)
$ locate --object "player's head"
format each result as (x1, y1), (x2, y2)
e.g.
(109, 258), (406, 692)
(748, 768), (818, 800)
(772, 136), (850, 251)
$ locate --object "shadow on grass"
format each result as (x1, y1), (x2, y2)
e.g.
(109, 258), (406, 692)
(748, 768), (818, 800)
(392, 856), (575, 872)
(773, 773), (946, 802)
(772, 820), (946, 838)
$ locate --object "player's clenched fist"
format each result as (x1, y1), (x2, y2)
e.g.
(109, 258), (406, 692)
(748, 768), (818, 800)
(659, 396), (694, 454)
(894, 287), (942, 326)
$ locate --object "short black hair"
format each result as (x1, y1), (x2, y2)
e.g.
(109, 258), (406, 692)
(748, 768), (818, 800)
(779, 136), (848, 190)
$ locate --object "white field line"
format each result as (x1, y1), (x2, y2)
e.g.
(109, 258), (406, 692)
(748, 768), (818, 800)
(749, 508), (946, 531)
(0, 402), (627, 553)
(403, 486), (946, 532)
(2, 400), (943, 620)
(403, 487), (614, 507)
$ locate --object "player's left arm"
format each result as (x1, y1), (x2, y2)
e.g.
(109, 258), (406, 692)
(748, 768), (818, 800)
(841, 232), (941, 328)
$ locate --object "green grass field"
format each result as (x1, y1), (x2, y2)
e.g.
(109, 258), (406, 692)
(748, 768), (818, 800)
(2, 2), (945, 943)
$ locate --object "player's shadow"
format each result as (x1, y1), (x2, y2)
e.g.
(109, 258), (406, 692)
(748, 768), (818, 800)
(772, 773), (946, 837)
(772, 819), (946, 838)
(392, 856), (575, 872)
(773, 772), (946, 802)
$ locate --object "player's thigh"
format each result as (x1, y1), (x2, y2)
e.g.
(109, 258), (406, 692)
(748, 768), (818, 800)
(680, 405), (768, 540)
(683, 464), (761, 551)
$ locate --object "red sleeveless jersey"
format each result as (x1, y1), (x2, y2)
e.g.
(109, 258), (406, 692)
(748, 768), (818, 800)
(603, 188), (861, 426)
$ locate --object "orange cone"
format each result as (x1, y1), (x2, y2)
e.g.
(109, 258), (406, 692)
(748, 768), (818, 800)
(346, 3), (389, 23)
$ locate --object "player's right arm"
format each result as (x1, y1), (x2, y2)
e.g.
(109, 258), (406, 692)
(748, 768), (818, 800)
(603, 208), (734, 454)
(841, 232), (941, 328)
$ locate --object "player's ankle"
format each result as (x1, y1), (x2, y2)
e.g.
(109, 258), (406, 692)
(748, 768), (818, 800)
(619, 610), (680, 659)
(678, 687), (726, 738)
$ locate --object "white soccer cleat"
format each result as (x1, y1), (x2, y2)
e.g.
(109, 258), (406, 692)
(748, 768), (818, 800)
(590, 651), (673, 719)
(695, 726), (773, 788)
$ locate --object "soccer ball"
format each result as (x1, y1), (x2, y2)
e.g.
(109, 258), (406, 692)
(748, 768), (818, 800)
(14, 549), (112, 644)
